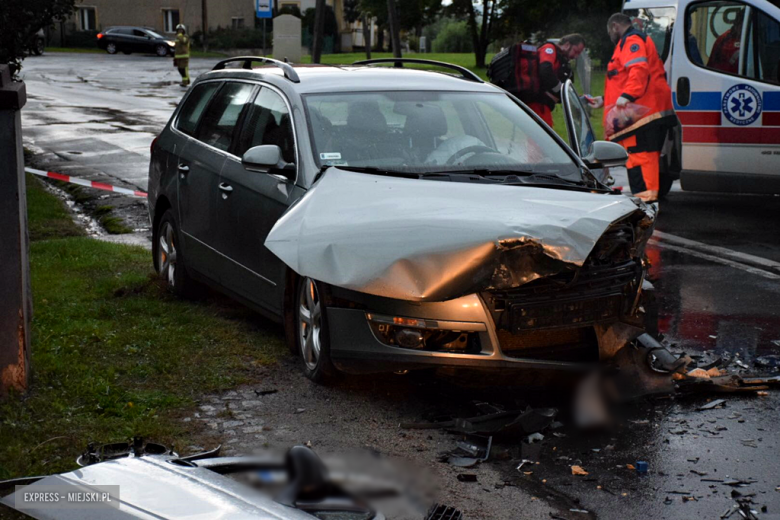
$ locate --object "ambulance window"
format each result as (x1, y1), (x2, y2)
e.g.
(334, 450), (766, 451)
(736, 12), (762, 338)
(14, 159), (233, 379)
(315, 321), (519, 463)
(686, 2), (748, 76)
(747, 10), (780, 84)
(625, 7), (676, 62)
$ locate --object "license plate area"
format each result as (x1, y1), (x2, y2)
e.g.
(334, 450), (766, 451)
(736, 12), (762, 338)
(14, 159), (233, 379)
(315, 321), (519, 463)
(509, 295), (623, 332)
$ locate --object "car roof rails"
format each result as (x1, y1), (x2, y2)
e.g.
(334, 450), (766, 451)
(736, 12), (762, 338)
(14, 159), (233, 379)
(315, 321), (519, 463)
(212, 56), (300, 83)
(351, 58), (484, 83)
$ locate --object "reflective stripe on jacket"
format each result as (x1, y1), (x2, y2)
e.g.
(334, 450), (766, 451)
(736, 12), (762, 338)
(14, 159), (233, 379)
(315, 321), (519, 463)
(604, 28), (674, 141)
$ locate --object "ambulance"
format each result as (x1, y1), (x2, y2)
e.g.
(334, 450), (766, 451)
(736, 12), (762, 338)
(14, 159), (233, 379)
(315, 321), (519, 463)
(621, 0), (780, 194)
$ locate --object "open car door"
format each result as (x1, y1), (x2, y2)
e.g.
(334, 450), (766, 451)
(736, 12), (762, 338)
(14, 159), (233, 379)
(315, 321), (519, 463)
(560, 80), (614, 186)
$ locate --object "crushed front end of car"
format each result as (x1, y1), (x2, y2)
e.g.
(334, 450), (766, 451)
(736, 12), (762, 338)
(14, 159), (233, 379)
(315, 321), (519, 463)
(266, 168), (657, 374)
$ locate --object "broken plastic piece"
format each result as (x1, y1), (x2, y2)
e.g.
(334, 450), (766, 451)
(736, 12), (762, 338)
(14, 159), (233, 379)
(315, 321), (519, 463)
(636, 461), (648, 474)
(571, 465), (589, 476)
(698, 399), (727, 410)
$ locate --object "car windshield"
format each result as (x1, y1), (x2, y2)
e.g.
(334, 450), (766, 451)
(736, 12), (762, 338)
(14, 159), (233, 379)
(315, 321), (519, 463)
(304, 91), (582, 181)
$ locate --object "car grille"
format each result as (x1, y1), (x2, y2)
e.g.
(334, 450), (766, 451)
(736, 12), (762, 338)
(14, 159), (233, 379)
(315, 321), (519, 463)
(483, 220), (644, 359)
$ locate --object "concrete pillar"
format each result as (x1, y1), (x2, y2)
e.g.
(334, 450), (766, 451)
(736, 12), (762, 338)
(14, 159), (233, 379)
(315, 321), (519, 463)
(0, 64), (31, 398)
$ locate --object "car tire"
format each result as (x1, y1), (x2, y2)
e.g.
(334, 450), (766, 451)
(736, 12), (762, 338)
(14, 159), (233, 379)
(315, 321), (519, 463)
(156, 44), (169, 57)
(154, 209), (198, 298)
(106, 43), (118, 54)
(296, 277), (338, 384)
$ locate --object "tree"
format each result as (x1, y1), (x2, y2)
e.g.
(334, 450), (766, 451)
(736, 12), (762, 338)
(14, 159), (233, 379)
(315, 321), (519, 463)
(387, 0), (403, 58)
(448, 0), (500, 68)
(0, 0), (75, 74)
(311, 0), (327, 63)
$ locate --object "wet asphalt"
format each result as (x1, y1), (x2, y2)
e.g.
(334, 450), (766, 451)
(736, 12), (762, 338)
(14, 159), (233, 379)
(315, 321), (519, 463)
(17, 53), (780, 519)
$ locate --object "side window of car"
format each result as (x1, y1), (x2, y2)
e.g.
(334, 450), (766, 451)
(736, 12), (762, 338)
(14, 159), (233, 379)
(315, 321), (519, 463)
(748, 10), (780, 84)
(176, 82), (221, 137)
(236, 87), (296, 164)
(687, 2), (748, 76)
(133, 29), (147, 37)
(195, 82), (255, 152)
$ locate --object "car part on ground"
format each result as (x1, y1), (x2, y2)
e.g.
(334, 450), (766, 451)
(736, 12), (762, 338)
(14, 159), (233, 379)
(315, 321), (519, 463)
(1, 443), (400, 520)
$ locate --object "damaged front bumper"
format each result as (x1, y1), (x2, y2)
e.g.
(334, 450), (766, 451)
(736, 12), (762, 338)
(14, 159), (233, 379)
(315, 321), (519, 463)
(267, 168), (657, 373)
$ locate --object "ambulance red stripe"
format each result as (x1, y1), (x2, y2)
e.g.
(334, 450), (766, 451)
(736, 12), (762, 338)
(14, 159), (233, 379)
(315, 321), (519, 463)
(682, 127), (780, 144)
(677, 112), (721, 125)
(763, 113), (780, 126)
(25, 167), (147, 198)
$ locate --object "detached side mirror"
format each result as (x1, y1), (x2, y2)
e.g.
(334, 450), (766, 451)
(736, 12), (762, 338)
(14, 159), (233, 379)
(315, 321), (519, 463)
(242, 145), (295, 180)
(583, 141), (628, 169)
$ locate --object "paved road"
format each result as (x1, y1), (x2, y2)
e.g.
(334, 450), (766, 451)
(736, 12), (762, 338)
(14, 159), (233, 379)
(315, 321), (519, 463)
(18, 53), (780, 519)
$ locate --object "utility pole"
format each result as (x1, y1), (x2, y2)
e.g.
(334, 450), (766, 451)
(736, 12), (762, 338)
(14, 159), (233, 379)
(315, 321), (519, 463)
(387, 0), (402, 58)
(0, 64), (30, 398)
(311, 0), (326, 63)
(202, 0), (209, 52)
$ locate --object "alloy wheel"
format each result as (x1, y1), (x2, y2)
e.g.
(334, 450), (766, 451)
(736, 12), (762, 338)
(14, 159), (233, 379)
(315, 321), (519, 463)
(156, 45), (168, 57)
(158, 221), (177, 287)
(106, 43), (117, 54)
(298, 278), (322, 371)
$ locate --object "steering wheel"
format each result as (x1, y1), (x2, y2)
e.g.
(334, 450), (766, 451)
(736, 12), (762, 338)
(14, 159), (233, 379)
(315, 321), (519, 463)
(445, 145), (498, 166)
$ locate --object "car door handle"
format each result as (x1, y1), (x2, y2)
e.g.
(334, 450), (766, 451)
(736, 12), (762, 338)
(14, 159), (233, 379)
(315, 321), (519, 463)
(218, 183), (233, 193)
(178, 163), (189, 174)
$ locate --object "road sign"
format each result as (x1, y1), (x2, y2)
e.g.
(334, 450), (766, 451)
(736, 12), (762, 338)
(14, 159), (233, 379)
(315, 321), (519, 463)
(256, 0), (273, 19)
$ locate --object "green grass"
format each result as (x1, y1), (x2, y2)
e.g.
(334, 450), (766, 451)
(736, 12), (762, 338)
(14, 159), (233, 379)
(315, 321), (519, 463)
(0, 177), (284, 480)
(25, 173), (84, 242)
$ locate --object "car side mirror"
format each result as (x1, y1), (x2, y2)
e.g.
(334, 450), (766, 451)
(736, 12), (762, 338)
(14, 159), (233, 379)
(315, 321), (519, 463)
(583, 141), (628, 169)
(242, 145), (295, 180)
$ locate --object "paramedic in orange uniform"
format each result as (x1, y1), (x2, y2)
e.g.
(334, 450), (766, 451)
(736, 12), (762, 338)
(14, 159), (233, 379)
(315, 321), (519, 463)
(588, 13), (677, 202)
(527, 34), (586, 128)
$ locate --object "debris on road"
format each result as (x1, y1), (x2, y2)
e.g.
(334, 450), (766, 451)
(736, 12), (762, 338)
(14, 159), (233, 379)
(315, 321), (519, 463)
(456, 473), (478, 482)
(402, 406), (557, 440)
(698, 399), (727, 410)
(571, 465), (589, 476)
(636, 461), (648, 474)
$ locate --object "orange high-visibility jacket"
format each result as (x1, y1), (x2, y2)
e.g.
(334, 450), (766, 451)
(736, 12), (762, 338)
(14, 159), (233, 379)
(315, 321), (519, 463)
(604, 27), (675, 141)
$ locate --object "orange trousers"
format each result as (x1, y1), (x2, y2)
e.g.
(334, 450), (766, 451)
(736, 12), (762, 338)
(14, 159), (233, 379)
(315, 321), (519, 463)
(618, 134), (660, 193)
(528, 102), (554, 128)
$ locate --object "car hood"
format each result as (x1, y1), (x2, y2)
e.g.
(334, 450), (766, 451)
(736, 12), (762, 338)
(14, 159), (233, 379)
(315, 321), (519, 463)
(265, 169), (656, 302)
(1, 455), (314, 520)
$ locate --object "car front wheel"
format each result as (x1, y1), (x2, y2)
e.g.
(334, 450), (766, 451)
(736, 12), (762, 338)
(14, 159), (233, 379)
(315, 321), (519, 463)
(155, 44), (168, 57)
(296, 277), (337, 383)
(106, 42), (117, 54)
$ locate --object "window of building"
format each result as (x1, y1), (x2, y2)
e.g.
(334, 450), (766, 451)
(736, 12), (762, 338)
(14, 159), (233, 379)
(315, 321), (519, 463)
(231, 17), (245, 29)
(686, 1), (780, 84)
(163, 9), (181, 33)
(78, 7), (97, 31)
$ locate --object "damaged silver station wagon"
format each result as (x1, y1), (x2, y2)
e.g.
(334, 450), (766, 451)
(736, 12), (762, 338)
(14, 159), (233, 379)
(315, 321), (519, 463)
(148, 57), (657, 382)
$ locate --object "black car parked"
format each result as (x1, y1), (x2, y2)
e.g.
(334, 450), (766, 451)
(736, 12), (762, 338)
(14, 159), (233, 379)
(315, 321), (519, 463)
(97, 26), (175, 56)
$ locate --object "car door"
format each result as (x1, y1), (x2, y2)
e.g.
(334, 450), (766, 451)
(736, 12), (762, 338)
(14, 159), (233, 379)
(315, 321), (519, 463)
(560, 80), (617, 185)
(130, 29), (150, 53)
(176, 81), (255, 282)
(671, 0), (780, 185)
(216, 85), (302, 313)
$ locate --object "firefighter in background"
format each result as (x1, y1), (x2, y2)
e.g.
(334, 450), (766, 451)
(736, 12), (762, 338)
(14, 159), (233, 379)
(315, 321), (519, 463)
(588, 13), (676, 203)
(527, 34), (586, 128)
(174, 24), (191, 87)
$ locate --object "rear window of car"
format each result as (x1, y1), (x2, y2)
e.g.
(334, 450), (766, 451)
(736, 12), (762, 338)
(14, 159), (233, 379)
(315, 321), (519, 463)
(195, 82), (255, 152)
(109, 28), (131, 35)
(175, 82), (221, 136)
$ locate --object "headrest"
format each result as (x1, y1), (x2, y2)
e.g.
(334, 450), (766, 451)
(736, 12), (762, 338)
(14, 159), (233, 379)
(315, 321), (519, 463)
(346, 102), (388, 133)
(402, 103), (448, 137)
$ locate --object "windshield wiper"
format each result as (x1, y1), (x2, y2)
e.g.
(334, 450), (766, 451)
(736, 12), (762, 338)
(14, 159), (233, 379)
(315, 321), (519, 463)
(330, 165), (420, 179)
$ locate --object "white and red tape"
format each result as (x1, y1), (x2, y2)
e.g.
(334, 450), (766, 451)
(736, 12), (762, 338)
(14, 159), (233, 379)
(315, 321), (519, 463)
(25, 167), (147, 198)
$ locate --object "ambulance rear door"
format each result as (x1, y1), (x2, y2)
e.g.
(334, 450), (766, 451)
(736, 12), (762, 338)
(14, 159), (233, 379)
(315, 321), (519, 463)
(670, 0), (780, 193)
